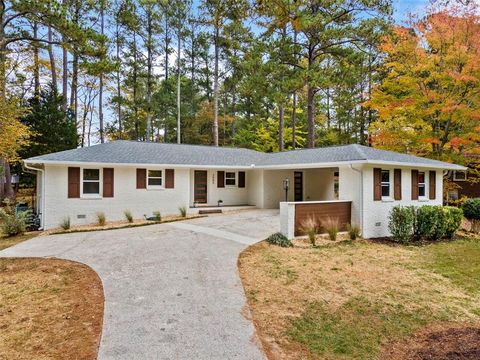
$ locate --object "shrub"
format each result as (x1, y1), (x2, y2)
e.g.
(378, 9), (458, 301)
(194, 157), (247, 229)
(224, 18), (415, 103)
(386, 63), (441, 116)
(60, 217), (71, 230)
(388, 205), (415, 243)
(346, 223), (361, 240)
(444, 206), (463, 239)
(96, 212), (106, 226)
(153, 211), (162, 222)
(124, 210), (133, 223)
(266, 232), (292, 247)
(300, 217), (318, 246)
(462, 198), (480, 233)
(179, 206), (187, 218)
(417, 205), (448, 241)
(322, 217), (339, 241)
(0, 205), (28, 237)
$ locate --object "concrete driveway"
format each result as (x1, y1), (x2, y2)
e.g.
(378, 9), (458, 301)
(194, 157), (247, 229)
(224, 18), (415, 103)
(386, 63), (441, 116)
(0, 209), (279, 360)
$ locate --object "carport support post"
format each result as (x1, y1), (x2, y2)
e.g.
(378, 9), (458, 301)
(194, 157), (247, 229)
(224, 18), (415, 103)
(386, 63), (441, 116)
(280, 202), (295, 239)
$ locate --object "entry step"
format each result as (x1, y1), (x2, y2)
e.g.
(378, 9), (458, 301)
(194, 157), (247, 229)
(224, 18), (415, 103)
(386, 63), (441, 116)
(198, 209), (223, 215)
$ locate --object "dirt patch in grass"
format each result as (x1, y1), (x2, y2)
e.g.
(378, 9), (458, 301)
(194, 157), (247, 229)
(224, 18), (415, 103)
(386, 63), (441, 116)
(0, 258), (104, 359)
(0, 232), (39, 251)
(383, 323), (480, 360)
(238, 239), (480, 360)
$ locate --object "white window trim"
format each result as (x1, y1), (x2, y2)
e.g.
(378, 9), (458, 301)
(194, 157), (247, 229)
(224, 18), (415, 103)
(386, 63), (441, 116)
(224, 171), (237, 188)
(147, 169), (164, 190)
(418, 171), (428, 201)
(453, 170), (467, 181)
(381, 169), (392, 201)
(81, 168), (102, 199)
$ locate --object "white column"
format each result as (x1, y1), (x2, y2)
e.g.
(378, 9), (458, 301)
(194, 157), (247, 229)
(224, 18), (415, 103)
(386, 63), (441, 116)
(280, 202), (295, 239)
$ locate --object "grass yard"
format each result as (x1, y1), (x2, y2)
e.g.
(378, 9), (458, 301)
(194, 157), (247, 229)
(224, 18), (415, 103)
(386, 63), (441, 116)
(238, 238), (480, 360)
(0, 258), (104, 359)
(0, 232), (39, 251)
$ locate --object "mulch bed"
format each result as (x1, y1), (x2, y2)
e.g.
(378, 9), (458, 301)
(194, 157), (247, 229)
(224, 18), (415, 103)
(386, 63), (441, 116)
(382, 324), (480, 360)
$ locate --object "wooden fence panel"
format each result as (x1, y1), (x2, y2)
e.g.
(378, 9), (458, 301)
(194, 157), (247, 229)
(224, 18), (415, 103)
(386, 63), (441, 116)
(294, 201), (352, 236)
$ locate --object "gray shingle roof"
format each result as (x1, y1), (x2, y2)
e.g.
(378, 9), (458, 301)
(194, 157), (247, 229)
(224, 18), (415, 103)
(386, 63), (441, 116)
(25, 140), (465, 170)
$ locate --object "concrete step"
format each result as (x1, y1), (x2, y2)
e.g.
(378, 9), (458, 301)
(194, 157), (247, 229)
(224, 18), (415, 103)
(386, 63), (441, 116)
(198, 209), (223, 215)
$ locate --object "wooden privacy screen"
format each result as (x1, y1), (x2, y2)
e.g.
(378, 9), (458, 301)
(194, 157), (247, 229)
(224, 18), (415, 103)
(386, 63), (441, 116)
(294, 201), (352, 236)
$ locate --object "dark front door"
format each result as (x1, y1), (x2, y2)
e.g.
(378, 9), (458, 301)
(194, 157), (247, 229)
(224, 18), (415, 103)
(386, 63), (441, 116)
(294, 171), (303, 202)
(194, 171), (208, 203)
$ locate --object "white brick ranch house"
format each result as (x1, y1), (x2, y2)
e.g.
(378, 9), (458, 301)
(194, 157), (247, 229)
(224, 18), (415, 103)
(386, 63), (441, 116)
(23, 141), (465, 238)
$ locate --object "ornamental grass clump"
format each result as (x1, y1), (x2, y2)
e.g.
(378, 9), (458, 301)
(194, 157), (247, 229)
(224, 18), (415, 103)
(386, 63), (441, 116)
(179, 206), (187, 218)
(96, 212), (106, 226)
(322, 217), (339, 241)
(124, 210), (133, 223)
(60, 216), (71, 230)
(300, 217), (318, 246)
(346, 223), (361, 240)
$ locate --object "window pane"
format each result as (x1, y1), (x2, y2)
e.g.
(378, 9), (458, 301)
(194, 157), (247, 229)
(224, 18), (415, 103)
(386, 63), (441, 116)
(381, 170), (389, 182)
(226, 172), (235, 179)
(454, 171), (466, 180)
(419, 184), (425, 197)
(148, 178), (162, 186)
(225, 179), (236, 186)
(418, 172), (425, 183)
(83, 182), (100, 194)
(83, 169), (99, 180)
(148, 170), (162, 178)
(382, 185), (390, 197)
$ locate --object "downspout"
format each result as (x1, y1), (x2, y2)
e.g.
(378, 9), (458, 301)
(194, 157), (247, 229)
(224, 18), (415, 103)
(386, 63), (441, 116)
(23, 162), (45, 230)
(349, 164), (364, 236)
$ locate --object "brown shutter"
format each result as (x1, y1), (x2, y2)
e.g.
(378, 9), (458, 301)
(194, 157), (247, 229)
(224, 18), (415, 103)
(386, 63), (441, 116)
(394, 169), (402, 200)
(411, 170), (419, 200)
(373, 168), (382, 201)
(103, 168), (114, 197)
(429, 170), (436, 200)
(165, 169), (175, 188)
(217, 171), (225, 188)
(68, 167), (80, 198)
(136, 168), (146, 189)
(238, 171), (246, 188)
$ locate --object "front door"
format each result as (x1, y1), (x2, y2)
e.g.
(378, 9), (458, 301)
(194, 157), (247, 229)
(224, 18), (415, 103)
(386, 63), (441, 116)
(294, 171), (303, 202)
(194, 171), (208, 204)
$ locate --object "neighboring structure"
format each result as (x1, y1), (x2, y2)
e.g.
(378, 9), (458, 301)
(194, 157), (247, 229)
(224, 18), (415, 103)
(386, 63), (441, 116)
(23, 141), (465, 238)
(445, 169), (480, 202)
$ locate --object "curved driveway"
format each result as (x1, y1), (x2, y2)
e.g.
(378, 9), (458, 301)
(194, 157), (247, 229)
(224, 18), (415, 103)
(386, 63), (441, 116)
(0, 209), (279, 359)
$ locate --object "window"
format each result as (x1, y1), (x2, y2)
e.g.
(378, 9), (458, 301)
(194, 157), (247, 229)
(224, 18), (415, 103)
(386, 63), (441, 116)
(381, 170), (390, 197)
(448, 190), (459, 201)
(418, 172), (426, 197)
(148, 170), (163, 187)
(334, 171), (339, 200)
(453, 170), (467, 181)
(225, 172), (236, 186)
(83, 169), (100, 195)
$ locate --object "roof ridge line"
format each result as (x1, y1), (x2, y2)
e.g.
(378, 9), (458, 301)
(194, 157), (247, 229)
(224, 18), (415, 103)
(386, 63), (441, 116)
(352, 144), (368, 160)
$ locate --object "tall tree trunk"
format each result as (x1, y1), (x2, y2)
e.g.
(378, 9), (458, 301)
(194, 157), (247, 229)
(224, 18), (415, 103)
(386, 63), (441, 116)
(98, 5), (105, 143)
(307, 84), (315, 148)
(176, 29), (181, 144)
(0, 1), (6, 100)
(47, 26), (58, 94)
(212, 23), (220, 146)
(133, 30), (139, 140)
(70, 52), (78, 121)
(4, 159), (13, 199)
(292, 92), (297, 149)
(164, 14), (169, 142)
(279, 105), (284, 151)
(190, 22), (196, 119)
(116, 14), (122, 134)
(33, 22), (40, 96)
(61, 0), (68, 106)
(146, 8), (152, 141)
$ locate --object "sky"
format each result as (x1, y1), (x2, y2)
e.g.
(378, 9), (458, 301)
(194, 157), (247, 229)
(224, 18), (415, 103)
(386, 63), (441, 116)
(393, 0), (429, 22)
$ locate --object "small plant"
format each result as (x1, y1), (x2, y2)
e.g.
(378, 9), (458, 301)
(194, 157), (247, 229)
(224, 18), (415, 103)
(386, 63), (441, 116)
(153, 211), (162, 222)
(96, 212), (106, 226)
(0, 202), (28, 237)
(124, 210), (133, 223)
(346, 223), (361, 240)
(462, 198), (480, 233)
(388, 205), (416, 243)
(266, 232), (292, 247)
(322, 217), (339, 241)
(300, 216), (318, 246)
(179, 206), (187, 218)
(60, 216), (71, 230)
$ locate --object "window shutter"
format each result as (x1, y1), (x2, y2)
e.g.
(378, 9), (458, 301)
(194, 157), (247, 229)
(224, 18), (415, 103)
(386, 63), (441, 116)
(217, 171), (225, 188)
(103, 168), (114, 197)
(68, 167), (80, 198)
(373, 168), (381, 201)
(429, 170), (436, 200)
(238, 171), (246, 188)
(136, 169), (146, 189)
(165, 169), (175, 188)
(394, 169), (402, 200)
(411, 170), (419, 200)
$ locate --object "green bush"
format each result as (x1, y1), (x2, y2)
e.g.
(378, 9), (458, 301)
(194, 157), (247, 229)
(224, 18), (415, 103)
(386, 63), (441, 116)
(178, 206), (187, 218)
(60, 216), (71, 230)
(417, 206), (448, 241)
(388, 206), (415, 243)
(462, 198), (480, 233)
(124, 210), (133, 223)
(444, 206), (463, 239)
(346, 223), (361, 240)
(266, 232), (292, 247)
(96, 212), (106, 226)
(0, 204), (28, 237)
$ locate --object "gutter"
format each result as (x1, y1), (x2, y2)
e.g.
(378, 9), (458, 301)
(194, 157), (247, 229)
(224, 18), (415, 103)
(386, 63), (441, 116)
(23, 162), (45, 230)
(349, 164), (364, 236)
